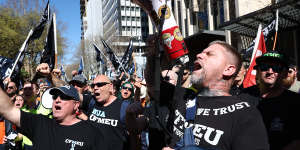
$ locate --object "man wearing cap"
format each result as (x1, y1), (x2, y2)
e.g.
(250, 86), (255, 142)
(0, 85), (107, 150)
(242, 51), (300, 150)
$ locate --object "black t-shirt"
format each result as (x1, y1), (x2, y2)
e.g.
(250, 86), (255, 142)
(83, 97), (127, 150)
(19, 111), (107, 150)
(170, 87), (269, 150)
(257, 90), (300, 150)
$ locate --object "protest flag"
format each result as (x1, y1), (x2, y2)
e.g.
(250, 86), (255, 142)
(78, 56), (84, 75)
(120, 38), (134, 71)
(40, 13), (57, 71)
(93, 44), (105, 64)
(243, 24), (267, 88)
(101, 39), (126, 73)
(29, 0), (50, 41)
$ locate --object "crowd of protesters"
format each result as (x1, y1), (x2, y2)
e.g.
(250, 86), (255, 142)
(1, 39), (300, 150)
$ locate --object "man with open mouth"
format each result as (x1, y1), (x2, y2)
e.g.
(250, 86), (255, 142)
(143, 40), (269, 150)
(0, 85), (108, 150)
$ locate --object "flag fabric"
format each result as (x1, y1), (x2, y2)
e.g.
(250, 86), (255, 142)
(0, 56), (22, 82)
(78, 56), (84, 75)
(128, 63), (135, 75)
(120, 39), (134, 71)
(40, 14), (57, 71)
(243, 26), (267, 88)
(101, 39), (120, 71)
(120, 39), (135, 72)
(29, 0), (50, 41)
(0, 56), (14, 81)
(60, 65), (68, 82)
(244, 20), (275, 59)
(93, 44), (104, 64)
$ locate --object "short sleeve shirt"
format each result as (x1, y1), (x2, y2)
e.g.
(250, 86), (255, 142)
(20, 111), (107, 150)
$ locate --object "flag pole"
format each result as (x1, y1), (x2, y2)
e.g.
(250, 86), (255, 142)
(250, 24), (262, 64)
(272, 9), (279, 51)
(8, 29), (33, 79)
(53, 13), (58, 68)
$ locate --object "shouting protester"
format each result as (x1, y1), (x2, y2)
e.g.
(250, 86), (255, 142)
(0, 85), (107, 150)
(143, 40), (269, 150)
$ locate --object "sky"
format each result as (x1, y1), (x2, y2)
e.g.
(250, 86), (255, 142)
(51, 0), (81, 64)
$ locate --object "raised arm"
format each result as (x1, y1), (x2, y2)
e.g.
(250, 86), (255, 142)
(0, 87), (21, 127)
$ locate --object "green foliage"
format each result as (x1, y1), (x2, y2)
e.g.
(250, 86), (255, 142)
(0, 5), (67, 80)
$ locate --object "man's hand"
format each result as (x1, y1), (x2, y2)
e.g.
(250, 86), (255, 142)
(36, 63), (50, 77)
(52, 69), (61, 78)
(133, 77), (142, 89)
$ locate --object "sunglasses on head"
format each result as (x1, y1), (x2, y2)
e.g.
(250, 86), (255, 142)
(257, 64), (284, 73)
(52, 93), (73, 101)
(122, 86), (132, 91)
(91, 82), (109, 88)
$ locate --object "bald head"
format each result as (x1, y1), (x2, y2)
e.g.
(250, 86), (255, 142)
(94, 75), (112, 84)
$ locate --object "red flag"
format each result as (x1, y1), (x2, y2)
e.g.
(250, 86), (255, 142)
(243, 31), (267, 88)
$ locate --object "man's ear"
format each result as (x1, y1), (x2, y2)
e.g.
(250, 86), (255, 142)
(223, 65), (236, 77)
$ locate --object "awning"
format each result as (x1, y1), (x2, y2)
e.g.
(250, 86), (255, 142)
(219, 0), (300, 38)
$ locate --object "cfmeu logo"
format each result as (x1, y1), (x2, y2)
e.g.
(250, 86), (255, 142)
(65, 138), (84, 150)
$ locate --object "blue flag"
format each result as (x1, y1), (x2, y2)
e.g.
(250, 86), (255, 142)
(78, 57), (84, 75)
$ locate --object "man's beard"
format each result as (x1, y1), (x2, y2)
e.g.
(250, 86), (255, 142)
(190, 71), (205, 88)
(8, 92), (16, 97)
(281, 76), (295, 89)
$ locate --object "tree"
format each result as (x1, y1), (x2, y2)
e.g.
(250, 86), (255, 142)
(0, 1), (67, 78)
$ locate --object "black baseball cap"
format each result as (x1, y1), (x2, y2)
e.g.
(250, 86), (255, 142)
(49, 85), (80, 101)
(69, 75), (87, 85)
(255, 51), (289, 68)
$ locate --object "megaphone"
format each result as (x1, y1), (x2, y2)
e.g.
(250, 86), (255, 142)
(132, 0), (189, 64)
(41, 88), (54, 109)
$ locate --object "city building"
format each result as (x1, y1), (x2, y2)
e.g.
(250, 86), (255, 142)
(80, 0), (147, 78)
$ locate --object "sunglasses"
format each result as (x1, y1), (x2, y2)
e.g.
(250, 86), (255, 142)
(257, 64), (284, 73)
(52, 93), (73, 101)
(7, 86), (15, 89)
(122, 86), (132, 91)
(91, 82), (109, 88)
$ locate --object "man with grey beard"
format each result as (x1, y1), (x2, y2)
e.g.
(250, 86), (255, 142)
(141, 40), (269, 150)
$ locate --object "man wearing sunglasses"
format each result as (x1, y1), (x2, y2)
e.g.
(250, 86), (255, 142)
(5, 81), (17, 100)
(0, 85), (107, 150)
(81, 75), (129, 150)
(243, 51), (300, 150)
